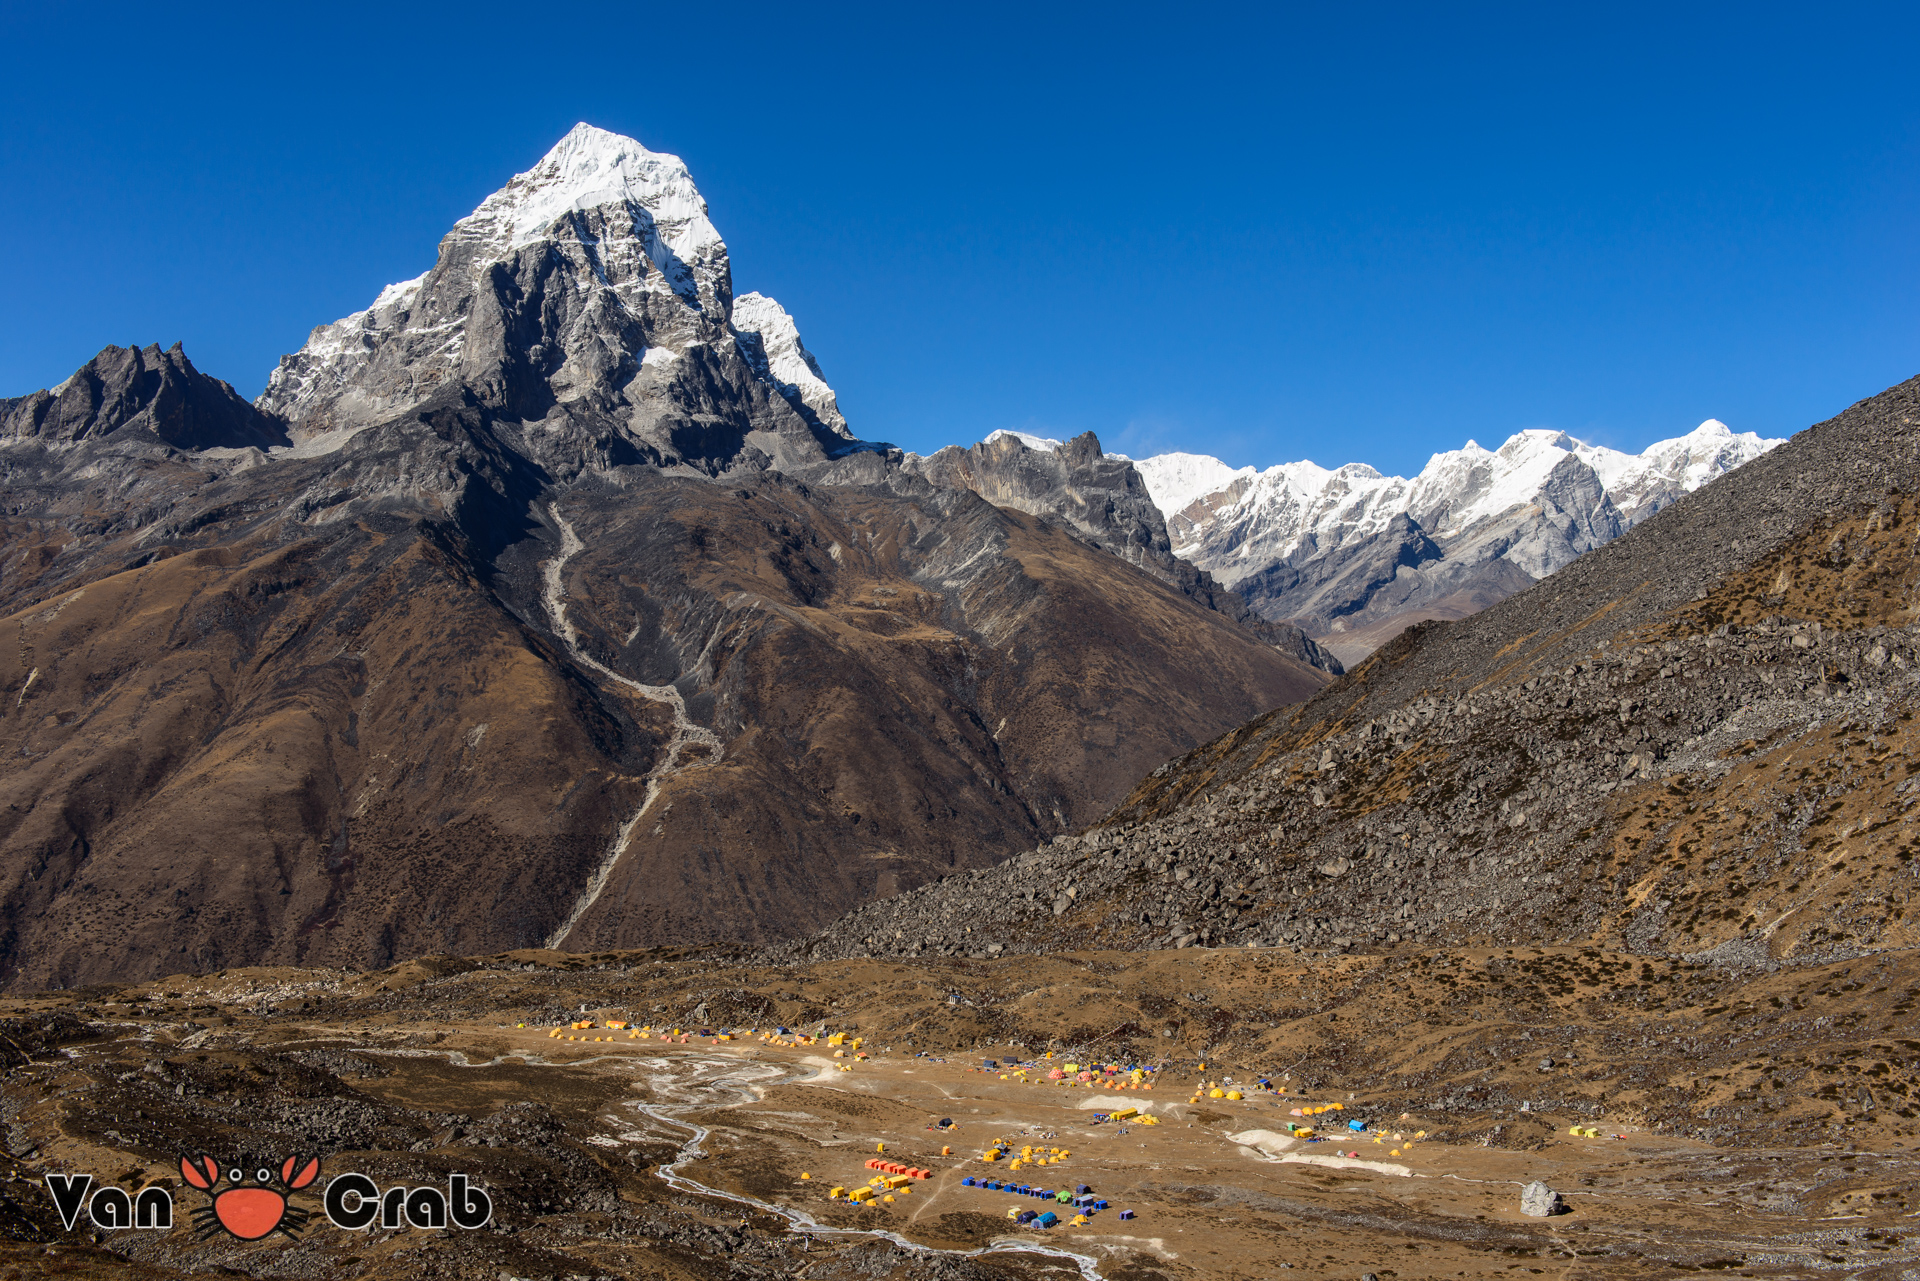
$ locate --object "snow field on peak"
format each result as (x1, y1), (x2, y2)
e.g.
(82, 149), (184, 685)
(732, 292), (848, 436)
(983, 429), (1067, 453)
(1136, 420), (1783, 561)
(1131, 452), (1256, 515)
(275, 125), (729, 380)
(370, 273), (428, 312)
(1204, 462), (1412, 564)
(950, 419), (1774, 582)
(257, 123), (853, 454)
(1410, 430), (1592, 537)
(458, 122), (724, 261)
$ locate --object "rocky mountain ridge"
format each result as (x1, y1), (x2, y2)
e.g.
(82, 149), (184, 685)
(1, 342), (287, 453)
(242, 124), (1333, 670)
(882, 431), (1341, 671)
(254, 123), (854, 476)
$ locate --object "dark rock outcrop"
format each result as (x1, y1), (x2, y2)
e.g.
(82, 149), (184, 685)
(891, 432), (1342, 674)
(0, 342), (288, 451)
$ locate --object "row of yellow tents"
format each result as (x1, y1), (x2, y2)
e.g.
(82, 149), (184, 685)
(979, 1141), (1073, 1171)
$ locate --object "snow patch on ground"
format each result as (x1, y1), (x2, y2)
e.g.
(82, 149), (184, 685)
(1226, 1128), (1297, 1159)
(1278, 1152), (1411, 1176)
(793, 1056), (847, 1085)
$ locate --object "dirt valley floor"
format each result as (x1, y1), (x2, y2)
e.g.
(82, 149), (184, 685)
(0, 945), (1916, 1280)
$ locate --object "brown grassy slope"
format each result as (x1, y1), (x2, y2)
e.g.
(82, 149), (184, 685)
(0, 404), (1327, 988)
(0, 521), (651, 990)
(537, 473), (1330, 951)
(1573, 495), (1920, 957)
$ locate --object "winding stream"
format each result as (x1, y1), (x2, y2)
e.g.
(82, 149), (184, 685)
(539, 503), (724, 949)
(379, 1046), (1108, 1279)
(625, 1053), (1109, 1280)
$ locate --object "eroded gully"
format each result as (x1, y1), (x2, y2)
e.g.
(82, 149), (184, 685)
(539, 503), (725, 949)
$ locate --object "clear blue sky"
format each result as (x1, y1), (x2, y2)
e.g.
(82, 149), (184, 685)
(3, 3), (1916, 477)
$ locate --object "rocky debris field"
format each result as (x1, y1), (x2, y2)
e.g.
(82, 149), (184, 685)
(781, 611), (1919, 964)
(0, 956), (1071, 1281)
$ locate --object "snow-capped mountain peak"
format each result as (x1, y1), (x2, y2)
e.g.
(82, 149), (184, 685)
(1132, 452), (1260, 519)
(732, 292), (848, 438)
(1141, 419), (1784, 652)
(930, 414), (1777, 665)
(258, 124), (850, 467)
(446, 123), (724, 287)
(1500, 429), (1576, 458)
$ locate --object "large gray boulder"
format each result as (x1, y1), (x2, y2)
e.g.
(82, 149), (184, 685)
(1520, 1180), (1564, 1217)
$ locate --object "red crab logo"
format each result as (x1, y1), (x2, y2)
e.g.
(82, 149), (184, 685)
(178, 1154), (321, 1241)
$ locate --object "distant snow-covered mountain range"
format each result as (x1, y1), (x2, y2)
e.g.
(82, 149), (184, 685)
(985, 421), (1783, 663)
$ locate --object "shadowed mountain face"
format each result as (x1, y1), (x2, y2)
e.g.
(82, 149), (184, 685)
(0, 343), (288, 452)
(0, 127), (1328, 989)
(890, 431), (1342, 673)
(0, 386), (1323, 990)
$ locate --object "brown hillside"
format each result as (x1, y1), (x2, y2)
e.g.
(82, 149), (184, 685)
(0, 393), (1325, 989)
